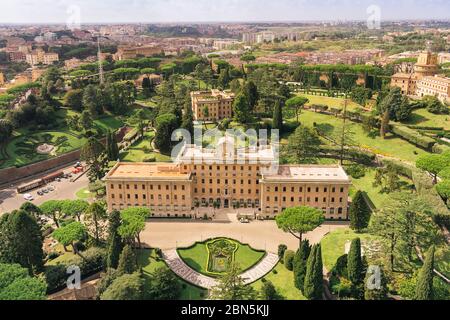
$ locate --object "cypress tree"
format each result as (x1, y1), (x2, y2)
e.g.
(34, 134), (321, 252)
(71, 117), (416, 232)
(107, 210), (123, 269)
(303, 244), (323, 300)
(347, 238), (364, 285)
(293, 240), (311, 291)
(117, 245), (137, 275)
(349, 191), (371, 232)
(106, 130), (119, 161)
(272, 100), (283, 131)
(414, 246), (435, 300)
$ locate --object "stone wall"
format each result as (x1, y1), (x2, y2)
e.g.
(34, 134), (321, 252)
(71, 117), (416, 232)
(0, 149), (81, 185)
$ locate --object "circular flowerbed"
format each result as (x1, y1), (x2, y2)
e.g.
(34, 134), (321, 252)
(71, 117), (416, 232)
(177, 238), (266, 277)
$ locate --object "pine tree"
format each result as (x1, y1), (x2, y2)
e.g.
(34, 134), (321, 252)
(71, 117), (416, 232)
(414, 246), (435, 300)
(293, 240), (311, 291)
(107, 210), (123, 269)
(272, 100), (283, 131)
(303, 244), (323, 300)
(347, 238), (364, 285)
(0, 210), (44, 274)
(349, 191), (371, 232)
(117, 245), (137, 275)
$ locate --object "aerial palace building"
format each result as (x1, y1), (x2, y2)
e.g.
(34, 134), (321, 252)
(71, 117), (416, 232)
(104, 137), (351, 220)
(191, 89), (235, 121)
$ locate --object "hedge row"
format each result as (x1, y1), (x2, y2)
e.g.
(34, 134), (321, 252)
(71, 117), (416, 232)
(406, 125), (445, 131)
(380, 158), (415, 179)
(391, 124), (436, 150)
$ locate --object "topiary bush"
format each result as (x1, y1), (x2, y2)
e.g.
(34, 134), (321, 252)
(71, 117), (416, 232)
(284, 250), (295, 271)
(278, 244), (287, 262)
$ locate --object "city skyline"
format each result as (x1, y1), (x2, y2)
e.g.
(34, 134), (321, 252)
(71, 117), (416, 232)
(0, 0), (449, 24)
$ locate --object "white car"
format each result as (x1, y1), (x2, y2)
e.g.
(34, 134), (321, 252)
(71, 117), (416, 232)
(23, 194), (34, 201)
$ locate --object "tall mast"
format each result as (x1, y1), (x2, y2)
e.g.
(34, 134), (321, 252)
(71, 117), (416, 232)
(97, 37), (104, 85)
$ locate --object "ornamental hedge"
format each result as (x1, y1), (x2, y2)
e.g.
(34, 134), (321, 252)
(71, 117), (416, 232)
(391, 125), (436, 150)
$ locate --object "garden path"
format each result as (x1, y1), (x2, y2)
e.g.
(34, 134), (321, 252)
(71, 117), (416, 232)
(162, 249), (279, 289)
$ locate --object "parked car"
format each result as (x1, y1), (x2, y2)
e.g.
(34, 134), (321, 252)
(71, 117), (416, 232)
(42, 188), (49, 194)
(47, 186), (55, 192)
(37, 191), (44, 196)
(23, 194), (34, 201)
(240, 218), (249, 223)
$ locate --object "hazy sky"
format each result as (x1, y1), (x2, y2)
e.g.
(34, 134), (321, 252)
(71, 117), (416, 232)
(0, 0), (449, 24)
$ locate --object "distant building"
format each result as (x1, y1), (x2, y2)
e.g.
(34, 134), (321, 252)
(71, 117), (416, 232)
(8, 51), (26, 62)
(114, 45), (163, 60)
(390, 73), (418, 95)
(391, 49), (439, 96)
(64, 58), (82, 70)
(191, 89), (235, 121)
(416, 75), (450, 104)
(26, 49), (59, 66)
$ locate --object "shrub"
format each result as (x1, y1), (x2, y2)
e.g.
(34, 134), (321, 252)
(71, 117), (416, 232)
(47, 252), (60, 260)
(345, 164), (366, 179)
(381, 158), (415, 179)
(278, 244), (287, 262)
(331, 254), (348, 278)
(143, 155), (156, 162)
(283, 250), (295, 271)
(391, 125), (436, 150)
(43, 265), (68, 293)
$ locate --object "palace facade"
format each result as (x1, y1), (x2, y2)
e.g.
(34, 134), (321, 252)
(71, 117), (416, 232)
(104, 137), (351, 220)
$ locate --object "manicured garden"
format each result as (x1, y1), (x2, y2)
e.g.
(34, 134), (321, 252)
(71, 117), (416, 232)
(296, 110), (429, 163)
(300, 94), (364, 112)
(406, 108), (450, 130)
(349, 168), (414, 209)
(120, 131), (172, 162)
(177, 238), (266, 277)
(321, 228), (380, 271)
(137, 249), (206, 300)
(252, 262), (306, 300)
(1, 131), (87, 169)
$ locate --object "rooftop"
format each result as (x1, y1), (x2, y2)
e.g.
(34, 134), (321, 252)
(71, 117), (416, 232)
(104, 163), (191, 181)
(262, 165), (351, 183)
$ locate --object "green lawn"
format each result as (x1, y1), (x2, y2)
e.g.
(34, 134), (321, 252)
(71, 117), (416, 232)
(298, 94), (363, 112)
(296, 110), (429, 163)
(349, 168), (414, 209)
(252, 263), (306, 300)
(177, 239), (266, 277)
(321, 228), (380, 271)
(76, 187), (93, 199)
(405, 108), (450, 130)
(137, 249), (206, 300)
(94, 116), (124, 132)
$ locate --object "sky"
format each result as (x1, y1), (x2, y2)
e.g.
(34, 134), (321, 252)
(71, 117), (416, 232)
(0, 0), (449, 24)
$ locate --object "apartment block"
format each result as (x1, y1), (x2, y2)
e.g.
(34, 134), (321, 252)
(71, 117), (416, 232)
(191, 89), (235, 121)
(26, 49), (59, 66)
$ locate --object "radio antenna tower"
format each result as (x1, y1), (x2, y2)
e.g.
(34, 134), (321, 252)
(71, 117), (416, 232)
(97, 37), (105, 85)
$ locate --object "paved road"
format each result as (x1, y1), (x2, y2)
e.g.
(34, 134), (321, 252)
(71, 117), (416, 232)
(0, 169), (89, 214)
(142, 213), (348, 252)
